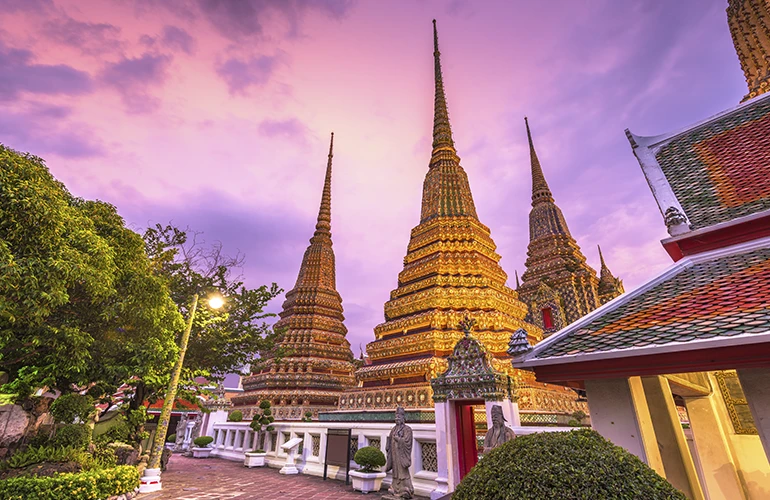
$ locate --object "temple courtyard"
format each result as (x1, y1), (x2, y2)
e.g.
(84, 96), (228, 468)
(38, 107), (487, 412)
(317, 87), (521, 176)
(136, 455), (429, 500)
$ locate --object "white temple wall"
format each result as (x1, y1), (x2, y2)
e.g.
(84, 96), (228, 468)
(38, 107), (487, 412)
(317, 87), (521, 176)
(207, 420), (572, 498)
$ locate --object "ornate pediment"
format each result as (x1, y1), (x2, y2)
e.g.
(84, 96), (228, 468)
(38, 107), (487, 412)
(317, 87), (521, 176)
(430, 317), (513, 402)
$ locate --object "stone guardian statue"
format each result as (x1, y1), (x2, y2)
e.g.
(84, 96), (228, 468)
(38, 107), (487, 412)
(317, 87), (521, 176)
(483, 404), (516, 453)
(385, 407), (414, 499)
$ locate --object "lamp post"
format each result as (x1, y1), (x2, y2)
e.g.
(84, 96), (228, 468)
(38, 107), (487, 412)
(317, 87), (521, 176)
(139, 292), (223, 493)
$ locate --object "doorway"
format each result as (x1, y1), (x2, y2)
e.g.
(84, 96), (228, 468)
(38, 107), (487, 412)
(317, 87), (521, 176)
(455, 400), (483, 478)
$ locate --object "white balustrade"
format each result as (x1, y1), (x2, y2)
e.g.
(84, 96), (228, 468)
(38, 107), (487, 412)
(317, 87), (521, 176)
(208, 419), (572, 498)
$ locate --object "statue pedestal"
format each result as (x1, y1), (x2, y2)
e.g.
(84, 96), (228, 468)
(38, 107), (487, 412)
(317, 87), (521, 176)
(279, 437), (303, 475)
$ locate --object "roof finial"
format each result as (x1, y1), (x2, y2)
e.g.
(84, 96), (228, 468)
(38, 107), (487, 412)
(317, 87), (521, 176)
(314, 132), (334, 238)
(524, 117), (554, 205)
(514, 270), (521, 289)
(431, 19), (455, 155)
(597, 245), (607, 269)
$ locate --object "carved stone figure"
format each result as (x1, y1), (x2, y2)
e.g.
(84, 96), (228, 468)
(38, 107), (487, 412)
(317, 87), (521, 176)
(174, 415), (187, 448)
(385, 407), (414, 499)
(483, 405), (516, 453)
(190, 413), (202, 441)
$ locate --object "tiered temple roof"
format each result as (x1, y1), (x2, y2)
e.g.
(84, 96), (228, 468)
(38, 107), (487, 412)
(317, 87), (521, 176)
(517, 118), (622, 336)
(340, 21), (584, 416)
(233, 134), (356, 420)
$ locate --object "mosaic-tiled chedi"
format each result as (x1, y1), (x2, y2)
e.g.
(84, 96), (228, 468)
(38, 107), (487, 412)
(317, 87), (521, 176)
(728, 0), (770, 101)
(341, 21), (584, 416)
(517, 118), (623, 337)
(233, 134), (356, 420)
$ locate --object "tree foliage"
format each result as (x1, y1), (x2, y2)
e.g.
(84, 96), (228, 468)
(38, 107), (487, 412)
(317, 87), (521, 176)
(137, 224), (281, 405)
(0, 145), (183, 400)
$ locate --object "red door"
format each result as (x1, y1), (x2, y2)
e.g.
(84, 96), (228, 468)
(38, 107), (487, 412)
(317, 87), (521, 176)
(455, 402), (479, 478)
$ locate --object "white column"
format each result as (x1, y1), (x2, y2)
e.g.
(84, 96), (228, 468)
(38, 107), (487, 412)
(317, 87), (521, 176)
(203, 408), (229, 437)
(431, 401), (451, 500)
(584, 377), (665, 475)
(683, 394), (746, 500)
(641, 376), (704, 500)
(737, 367), (770, 461)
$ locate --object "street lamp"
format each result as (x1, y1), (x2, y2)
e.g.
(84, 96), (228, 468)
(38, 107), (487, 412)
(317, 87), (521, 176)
(139, 292), (224, 493)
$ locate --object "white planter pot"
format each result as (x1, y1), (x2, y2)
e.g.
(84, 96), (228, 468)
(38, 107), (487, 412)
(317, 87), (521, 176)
(192, 447), (212, 458)
(244, 452), (267, 468)
(350, 470), (386, 494)
(164, 443), (176, 451)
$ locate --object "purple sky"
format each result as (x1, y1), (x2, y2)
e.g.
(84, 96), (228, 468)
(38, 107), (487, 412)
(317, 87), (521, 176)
(0, 0), (748, 356)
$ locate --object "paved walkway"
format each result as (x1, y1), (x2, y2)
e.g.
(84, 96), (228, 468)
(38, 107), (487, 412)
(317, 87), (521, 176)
(137, 455), (418, 500)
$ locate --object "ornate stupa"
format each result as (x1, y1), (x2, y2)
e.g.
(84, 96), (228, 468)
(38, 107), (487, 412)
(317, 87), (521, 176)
(340, 21), (582, 416)
(517, 118), (622, 337)
(728, 0), (770, 101)
(233, 133), (356, 420)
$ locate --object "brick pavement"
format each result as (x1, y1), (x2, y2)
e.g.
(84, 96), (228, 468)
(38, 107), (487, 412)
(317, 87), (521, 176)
(137, 455), (424, 500)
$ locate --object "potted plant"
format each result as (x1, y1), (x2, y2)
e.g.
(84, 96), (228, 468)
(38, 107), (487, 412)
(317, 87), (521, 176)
(350, 446), (387, 493)
(192, 436), (214, 458)
(244, 448), (268, 468)
(165, 433), (177, 451)
(245, 400), (274, 468)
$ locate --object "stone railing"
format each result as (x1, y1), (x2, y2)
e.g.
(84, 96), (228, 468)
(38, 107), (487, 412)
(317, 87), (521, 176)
(209, 420), (440, 497)
(208, 418), (573, 498)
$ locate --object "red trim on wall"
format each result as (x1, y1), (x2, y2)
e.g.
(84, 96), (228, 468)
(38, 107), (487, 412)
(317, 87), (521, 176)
(530, 342), (770, 385)
(663, 213), (770, 262)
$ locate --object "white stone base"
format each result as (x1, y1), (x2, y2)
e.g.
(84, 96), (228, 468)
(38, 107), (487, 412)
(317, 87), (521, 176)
(138, 468), (162, 493)
(244, 452), (267, 468)
(279, 463), (299, 474)
(350, 470), (386, 493)
(192, 447), (212, 458)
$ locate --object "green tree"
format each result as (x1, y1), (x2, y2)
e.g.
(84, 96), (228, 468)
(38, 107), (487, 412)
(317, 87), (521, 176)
(128, 224), (282, 410)
(0, 145), (183, 401)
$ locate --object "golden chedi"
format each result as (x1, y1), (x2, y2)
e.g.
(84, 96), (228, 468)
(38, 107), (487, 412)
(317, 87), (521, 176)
(341, 21), (582, 416)
(234, 134), (356, 420)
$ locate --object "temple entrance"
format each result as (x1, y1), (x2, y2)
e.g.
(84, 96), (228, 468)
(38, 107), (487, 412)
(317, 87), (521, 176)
(454, 400), (483, 478)
(430, 318), (522, 498)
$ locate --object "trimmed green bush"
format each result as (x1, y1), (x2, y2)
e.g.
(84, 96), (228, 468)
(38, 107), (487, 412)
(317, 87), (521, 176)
(353, 446), (386, 473)
(193, 436), (214, 447)
(166, 433), (176, 443)
(49, 394), (95, 424)
(228, 410), (243, 422)
(52, 424), (91, 449)
(453, 429), (686, 500)
(0, 465), (139, 500)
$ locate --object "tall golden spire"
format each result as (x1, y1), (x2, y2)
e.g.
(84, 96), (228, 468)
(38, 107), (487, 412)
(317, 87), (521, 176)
(313, 132), (334, 239)
(235, 131), (356, 418)
(728, 0), (770, 101)
(420, 20), (477, 223)
(431, 19), (455, 155)
(525, 117), (554, 205)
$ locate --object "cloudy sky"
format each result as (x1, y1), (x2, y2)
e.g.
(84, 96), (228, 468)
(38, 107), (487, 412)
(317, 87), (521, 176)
(0, 0), (747, 355)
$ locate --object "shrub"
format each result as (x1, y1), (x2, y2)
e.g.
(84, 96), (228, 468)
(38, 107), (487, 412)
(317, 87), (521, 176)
(49, 394), (95, 424)
(193, 436), (214, 447)
(250, 400), (275, 450)
(0, 465), (139, 500)
(453, 429), (686, 500)
(0, 446), (78, 470)
(52, 424), (91, 449)
(166, 433), (176, 443)
(228, 410), (243, 422)
(567, 419), (580, 427)
(354, 446), (386, 473)
(571, 410), (587, 422)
